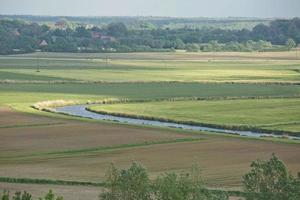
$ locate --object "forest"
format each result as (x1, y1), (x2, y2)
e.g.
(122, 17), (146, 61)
(0, 17), (299, 54)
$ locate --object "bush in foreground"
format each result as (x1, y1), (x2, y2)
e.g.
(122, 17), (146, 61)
(100, 162), (151, 200)
(100, 162), (228, 200)
(243, 154), (300, 200)
(0, 190), (63, 200)
(101, 155), (300, 200)
(1, 155), (299, 200)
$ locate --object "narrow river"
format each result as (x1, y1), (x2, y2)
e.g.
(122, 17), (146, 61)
(54, 105), (300, 140)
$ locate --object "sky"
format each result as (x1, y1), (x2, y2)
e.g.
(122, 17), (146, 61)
(0, 0), (299, 18)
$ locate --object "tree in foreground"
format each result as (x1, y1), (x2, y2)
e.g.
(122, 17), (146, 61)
(1, 191), (32, 200)
(286, 38), (296, 50)
(38, 190), (63, 200)
(100, 162), (151, 200)
(12, 191), (32, 200)
(100, 162), (228, 200)
(153, 166), (227, 200)
(243, 154), (300, 200)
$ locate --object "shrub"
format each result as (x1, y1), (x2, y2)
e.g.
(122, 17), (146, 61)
(38, 190), (63, 200)
(243, 154), (300, 200)
(100, 163), (228, 200)
(1, 191), (62, 200)
(154, 169), (227, 200)
(1, 191), (9, 200)
(12, 191), (32, 200)
(100, 162), (151, 200)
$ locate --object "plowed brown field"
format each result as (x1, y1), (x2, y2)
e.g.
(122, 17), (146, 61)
(1, 107), (300, 197)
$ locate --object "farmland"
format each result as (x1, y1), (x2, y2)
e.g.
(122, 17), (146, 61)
(0, 51), (300, 199)
(1, 107), (300, 188)
(88, 98), (300, 134)
(1, 52), (300, 83)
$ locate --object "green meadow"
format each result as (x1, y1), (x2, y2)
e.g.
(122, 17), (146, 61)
(1, 52), (300, 83)
(1, 52), (300, 198)
(0, 52), (300, 133)
(89, 98), (300, 134)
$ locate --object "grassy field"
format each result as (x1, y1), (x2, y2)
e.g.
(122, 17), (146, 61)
(88, 98), (300, 134)
(0, 52), (300, 199)
(1, 52), (300, 83)
(1, 83), (300, 107)
(6, 51), (300, 60)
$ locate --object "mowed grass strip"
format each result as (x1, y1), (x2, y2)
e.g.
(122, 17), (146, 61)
(2, 138), (203, 160)
(88, 98), (300, 134)
(0, 122), (65, 129)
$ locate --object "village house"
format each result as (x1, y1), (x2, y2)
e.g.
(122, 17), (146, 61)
(39, 40), (48, 46)
(13, 29), (20, 36)
(91, 31), (101, 39)
(100, 35), (116, 42)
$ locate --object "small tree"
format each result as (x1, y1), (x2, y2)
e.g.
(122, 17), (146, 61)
(243, 154), (300, 200)
(1, 191), (9, 200)
(186, 43), (200, 52)
(153, 166), (228, 200)
(13, 191), (32, 200)
(38, 190), (63, 200)
(100, 162), (151, 200)
(286, 38), (296, 50)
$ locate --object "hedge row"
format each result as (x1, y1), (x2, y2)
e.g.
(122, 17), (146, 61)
(0, 177), (104, 187)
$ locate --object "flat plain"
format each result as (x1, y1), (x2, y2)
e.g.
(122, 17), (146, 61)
(89, 98), (300, 133)
(0, 51), (300, 199)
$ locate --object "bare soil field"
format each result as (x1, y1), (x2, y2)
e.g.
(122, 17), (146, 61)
(0, 107), (195, 155)
(1, 133), (300, 188)
(1, 106), (300, 194)
(0, 107), (62, 127)
(0, 183), (245, 200)
(0, 182), (100, 200)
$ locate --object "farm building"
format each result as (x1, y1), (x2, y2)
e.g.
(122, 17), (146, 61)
(39, 40), (48, 46)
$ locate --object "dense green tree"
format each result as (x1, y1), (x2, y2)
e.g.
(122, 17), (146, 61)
(38, 190), (63, 200)
(107, 23), (128, 37)
(1, 191), (9, 200)
(186, 43), (200, 52)
(0, 18), (300, 54)
(286, 38), (296, 50)
(100, 163), (228, 200)
(75, 26), (91, 38)
(243, 154), (300, 200)
(100, 162), (151, 200)
(154, 167), (227, 200)
(12, 191), (32, 200)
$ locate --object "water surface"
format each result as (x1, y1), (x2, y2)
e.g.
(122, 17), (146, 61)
(54, 105), (299, 140)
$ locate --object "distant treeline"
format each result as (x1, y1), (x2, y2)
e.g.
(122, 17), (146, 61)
(0, 17), (299, 54)
(0, 15), (270, 30)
